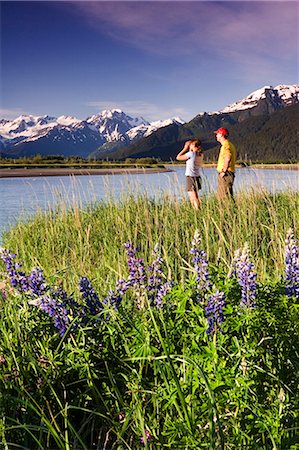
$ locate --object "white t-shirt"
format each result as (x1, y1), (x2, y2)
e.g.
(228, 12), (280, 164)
(185, 151), (202, 177)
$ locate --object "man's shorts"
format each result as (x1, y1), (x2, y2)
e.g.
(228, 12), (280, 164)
(186, 176), (202, 192)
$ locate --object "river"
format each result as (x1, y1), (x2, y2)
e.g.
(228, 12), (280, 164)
(0, 166), (298, 243)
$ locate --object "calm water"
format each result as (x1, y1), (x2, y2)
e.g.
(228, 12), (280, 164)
(0, 166), (298, 243)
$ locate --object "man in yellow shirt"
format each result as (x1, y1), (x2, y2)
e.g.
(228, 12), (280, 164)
(214, 127), (236, 200)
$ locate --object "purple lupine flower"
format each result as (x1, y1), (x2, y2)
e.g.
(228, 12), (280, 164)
(124, 242), (147, 289)
(39, 295), (70, 337)
(233, 243), (257, 308)
(0, 248), (16, 272)
(154, 280), (173, 308)
(0, 248), (49, 296)
(106, 278), (129, 309)
(30, 287), (79, 334)
(147, 244), (173, 307)
(140, 429), (152, 445)
(190, 231), (212, 300)
(27, 267), (48, 296)
(284, 228), (299, 300)
(205, 290), (226, 336)
(1, 249), (76, 336)
(123, 242), (148, 309)
(51, 286), (70, 302)
(0, 248), (30, 292)
(51, 286), (80, 317)
(148, 244), (163, 287)
(79, 276), (103, 316)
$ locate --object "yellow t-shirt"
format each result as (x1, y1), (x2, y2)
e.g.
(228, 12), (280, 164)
(217, 140), (236, 173)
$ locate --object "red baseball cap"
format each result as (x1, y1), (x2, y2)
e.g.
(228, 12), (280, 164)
(214, 127), (229, 136)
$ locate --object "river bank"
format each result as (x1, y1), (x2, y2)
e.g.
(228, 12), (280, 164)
(0, 166), (172, 178)
(172, 163), (299, 170)
(249, 163), (299, 170)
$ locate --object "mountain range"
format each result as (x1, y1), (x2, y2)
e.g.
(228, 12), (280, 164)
(0, 84), (298, 161)
(0, 110), (184, 158)
(111, 84), (299, 162)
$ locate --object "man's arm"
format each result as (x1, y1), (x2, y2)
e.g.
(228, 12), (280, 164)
(219, 144), (231, 177)
(220, 155), (231, 175)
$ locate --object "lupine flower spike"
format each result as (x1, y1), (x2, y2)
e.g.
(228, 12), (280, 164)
(205, 290), (226, 336)
(190, 230), (212, 301)
(0, 249), (47, 295)
(124, 242), (147, 308)
(0, 248), (76, 336)
(124, 243), (147, 288)
(284, 228), (299, 300)
(106, 278), (129, 310)
(147, 244), (173, 307)
(233, 243), (257, 309)
(39, 295), (70, 337)
(79, 276), (103, 317)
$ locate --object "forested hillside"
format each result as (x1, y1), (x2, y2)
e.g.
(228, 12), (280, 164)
(109, 103), (299, 162)
(231, 103), (299, 161)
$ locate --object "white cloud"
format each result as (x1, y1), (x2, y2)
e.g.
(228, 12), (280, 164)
(69, 1), (298, 62)
(0, 108), (28, 120)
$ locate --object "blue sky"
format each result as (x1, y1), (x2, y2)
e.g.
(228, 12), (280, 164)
(1, 1), (298, 122)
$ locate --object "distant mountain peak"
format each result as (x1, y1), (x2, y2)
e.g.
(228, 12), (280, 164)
(96, 109), (123, 119)
(0, 108), (184, 158)
(57, 115), (80, 126)
(87, 109), (148, 125)
(220, 84), (299, 114)
(104, 108), (122, 115)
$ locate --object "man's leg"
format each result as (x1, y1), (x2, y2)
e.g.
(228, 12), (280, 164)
(218, 173), (234, 200)
(217, 174), (227, 200)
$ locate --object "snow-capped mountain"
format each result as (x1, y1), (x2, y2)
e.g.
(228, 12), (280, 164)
(0, 110), (184, 158)
(127, 117), (184, 141)
(220, 84), (299, 114)
(89, 116), (185, 158)
(111, 84), (299, 161)
(86, 109), (149, 142)
(0, 115), (80, 142)
(1, 84), (297, 159)
(0, 114), (105, 157)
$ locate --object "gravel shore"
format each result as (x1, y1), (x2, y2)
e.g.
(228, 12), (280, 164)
(0, 166), (173, 178)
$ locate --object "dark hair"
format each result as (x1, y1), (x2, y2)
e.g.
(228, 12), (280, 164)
(190, 139), (203, 155)
(191, 139), (201, 147)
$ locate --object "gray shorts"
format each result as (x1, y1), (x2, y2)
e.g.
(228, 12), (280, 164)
(186, 176), (202, 192)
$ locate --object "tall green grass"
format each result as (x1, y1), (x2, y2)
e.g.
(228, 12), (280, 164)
(2, 188), (298, 293)
(1, 187), (299, 449)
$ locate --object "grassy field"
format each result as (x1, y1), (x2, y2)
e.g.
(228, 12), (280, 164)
(2, 189), (298, 292)
(0, 189), (298, 449)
